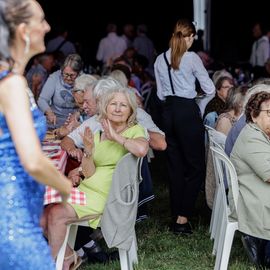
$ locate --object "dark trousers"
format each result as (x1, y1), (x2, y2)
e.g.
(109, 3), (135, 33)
(162, 96), (206, 218)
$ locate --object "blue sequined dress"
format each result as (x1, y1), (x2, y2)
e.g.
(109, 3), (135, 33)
(0, 86), (55, 269)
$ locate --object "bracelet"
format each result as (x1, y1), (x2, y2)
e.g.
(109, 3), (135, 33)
(83, 150), (92, 158)
(122, 137), (127, 146)
(123, 138), (129, 148)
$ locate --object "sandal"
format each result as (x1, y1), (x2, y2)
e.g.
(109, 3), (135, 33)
(64, 250), (83, 270)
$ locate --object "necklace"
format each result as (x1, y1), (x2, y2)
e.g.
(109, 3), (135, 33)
(115, 125), (129, 134)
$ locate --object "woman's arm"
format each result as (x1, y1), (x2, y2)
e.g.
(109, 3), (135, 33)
(215, 115), (232, 136)
(0, 76), (71, 196)
(37, 73), (55, 113)
(37, 73), (57, 124)
(148, 131), (167, 150)
(80, 127), (96, 178)
(102, 119), (149, 157)
(121, 136), (149, 157)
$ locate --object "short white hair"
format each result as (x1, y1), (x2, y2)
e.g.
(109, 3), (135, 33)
(109, 70), (128, 87)
(93, 77), (122, 99)
(73, 74), (97, 91)
(212, 69), (233, 87)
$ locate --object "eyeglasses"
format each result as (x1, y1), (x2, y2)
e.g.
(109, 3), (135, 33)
(62, 72), (77, 80)
(73, 88), (84, 92)
(260, 109), (270, 117)
(221, 85), (232, 90)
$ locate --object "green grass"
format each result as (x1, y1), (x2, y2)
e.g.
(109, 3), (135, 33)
(80, 152), (254, 270)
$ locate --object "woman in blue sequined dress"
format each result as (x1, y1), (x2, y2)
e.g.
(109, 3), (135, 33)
(0, 0), (72, 269)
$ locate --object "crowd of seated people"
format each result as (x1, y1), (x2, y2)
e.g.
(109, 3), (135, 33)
(23, 19), (270, 269)
(33, 52), (166, 265)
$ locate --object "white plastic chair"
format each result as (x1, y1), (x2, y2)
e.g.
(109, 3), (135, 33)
(205, 125), (226, 242)
(55, 153), (143, 270)
(140, 82), (152, 111)
(210, 146), (239, 270)
(56, 219), (138, 270)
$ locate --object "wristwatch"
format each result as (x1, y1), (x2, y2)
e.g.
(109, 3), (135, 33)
(83, 150), (92, 158)
(78, 166), (84, 178)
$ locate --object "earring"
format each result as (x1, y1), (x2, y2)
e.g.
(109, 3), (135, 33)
(24, 35), (30, 54)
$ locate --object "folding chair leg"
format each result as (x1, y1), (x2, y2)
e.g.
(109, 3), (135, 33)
(219, 225), (237, 270)
(68, 224), (79, 249)
(119, 249), (130, 270)
(210, 188), (221, 240)
(128, 235), (138, 268)
(212, 205), (224, 256)
(56, 224), (71, 270)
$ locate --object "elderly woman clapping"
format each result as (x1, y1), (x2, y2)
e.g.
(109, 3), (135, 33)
(41, 86), (149, 269)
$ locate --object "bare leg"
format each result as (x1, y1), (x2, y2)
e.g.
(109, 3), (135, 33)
(40, 204), (55, 237)
(47, 203), (77, 258)
(62, 245), (78, 270)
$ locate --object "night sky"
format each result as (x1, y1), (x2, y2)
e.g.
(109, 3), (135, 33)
(37, 0), (270, 68)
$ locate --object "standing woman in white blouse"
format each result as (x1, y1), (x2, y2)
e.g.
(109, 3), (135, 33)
(154, 19), (215, 234)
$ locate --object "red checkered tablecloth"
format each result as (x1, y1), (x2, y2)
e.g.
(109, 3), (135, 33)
(42, 140), (86, 206)
(44, 186), (86, 206)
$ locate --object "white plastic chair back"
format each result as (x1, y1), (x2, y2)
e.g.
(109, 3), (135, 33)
(210, 146), (239, 270)
(140, 82), (152, 110)
(211, 146), (239, 211)
(207, 127), (227, 150)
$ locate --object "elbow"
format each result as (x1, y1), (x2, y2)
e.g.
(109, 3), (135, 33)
(136, 145), (149, 157)
(149, 140), (167, 151)
(149, 135), (167, 151)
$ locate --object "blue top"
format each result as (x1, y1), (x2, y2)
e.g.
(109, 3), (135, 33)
(0, 85), (55, 269)
(37, 70), (77, 129)
(225, 114), (246, 156)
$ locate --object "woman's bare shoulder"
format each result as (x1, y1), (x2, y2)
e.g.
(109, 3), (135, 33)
(0, 74), (28, 112)
(0, 74), (27, 94)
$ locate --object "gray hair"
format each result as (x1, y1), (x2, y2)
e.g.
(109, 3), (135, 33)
(84, 80), (98, 93)
(109, 70), (128, 87)
(97, 87), (137, 126)
(73, 74), (97, 91)
(93, 77), (122, 99)
(225, 87), (245, 115)
(212, 69), (233, 87)
(243, 83), (270, 109)
(61, 53), (83, 73)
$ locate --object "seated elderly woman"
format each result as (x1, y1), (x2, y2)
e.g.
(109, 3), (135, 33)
(37, 53), (83, 129)
(215, 86), (246, 136)
(203, 75), (234, 127)
(41, 86), (149, 269)
(230, 91), (270, 269)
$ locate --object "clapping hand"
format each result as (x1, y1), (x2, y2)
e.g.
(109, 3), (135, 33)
(101, 119), (118, 141)
(80, 127), (94, 153)
(68, 167), (81, 187)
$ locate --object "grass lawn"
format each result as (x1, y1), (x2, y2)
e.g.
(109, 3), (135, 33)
(80, 152), (254, 270)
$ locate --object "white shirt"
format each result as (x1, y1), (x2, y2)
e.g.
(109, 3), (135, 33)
(154, 49), (215, 101)
(96, 32), (127, 65)
(250, 35), (269, 67)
